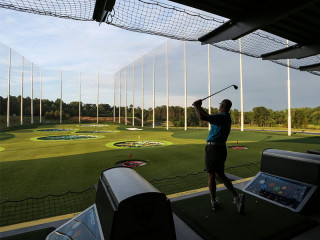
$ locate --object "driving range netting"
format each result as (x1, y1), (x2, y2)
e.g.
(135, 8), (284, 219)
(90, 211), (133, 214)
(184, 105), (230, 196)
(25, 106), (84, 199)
(0, 161), (259, 226)
(150, 161), (260, 195)
(0, 0), (319, 76)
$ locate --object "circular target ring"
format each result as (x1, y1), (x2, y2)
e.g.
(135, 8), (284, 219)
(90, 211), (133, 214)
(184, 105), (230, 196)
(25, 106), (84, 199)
(116, 160), (147, 168)
(228, 145), (248, 150)
(114, 141), (163, 148)
(106, 140), (172, 149)
(32, 135), (104, 141)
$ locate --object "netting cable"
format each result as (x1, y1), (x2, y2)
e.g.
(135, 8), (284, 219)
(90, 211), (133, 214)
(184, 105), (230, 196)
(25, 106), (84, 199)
(0, 0), (319, 75)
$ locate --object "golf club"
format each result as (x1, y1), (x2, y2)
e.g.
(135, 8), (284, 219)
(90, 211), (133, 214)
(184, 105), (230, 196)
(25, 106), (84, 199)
(201, 84), (238, 101)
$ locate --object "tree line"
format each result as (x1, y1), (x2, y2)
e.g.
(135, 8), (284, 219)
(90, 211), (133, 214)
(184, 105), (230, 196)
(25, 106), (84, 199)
(1, 96), (319, 128)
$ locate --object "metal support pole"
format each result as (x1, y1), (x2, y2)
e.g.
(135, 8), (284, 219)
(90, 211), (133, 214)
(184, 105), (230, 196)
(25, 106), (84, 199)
(7, 48), (11, 128)
(142, 56), (144, 128)
(133, 62), (135, 126)
(79, 72), (81, 124)
(40, 68), (42, 123)
(21, 56), (24, 125)
(153, 49), (155, 129)
(239, 39), (244, 132)
(166, 40), (169, 130)
(184, 36), (187, 131)
(125, 66), (127, 125)
(113, 74), (115, 122)
(31, 63), (34, 124)
(60, 70), (62, 124)
(119, 71), (121, 124)
(208, 43), (211, 131)
(97, 73), (99, 124)
(287, 40), (292, 136)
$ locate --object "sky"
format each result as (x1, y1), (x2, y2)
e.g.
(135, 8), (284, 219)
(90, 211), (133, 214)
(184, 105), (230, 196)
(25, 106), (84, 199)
(0, 2), (319, 112)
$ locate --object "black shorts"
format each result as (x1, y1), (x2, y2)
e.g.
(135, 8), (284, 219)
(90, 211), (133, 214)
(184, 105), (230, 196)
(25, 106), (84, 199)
(204, 145), (227, 173)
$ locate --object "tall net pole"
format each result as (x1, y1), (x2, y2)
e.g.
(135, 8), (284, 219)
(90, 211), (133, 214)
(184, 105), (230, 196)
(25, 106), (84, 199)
(239, 39), (244, 132)
(184, 35), (187, 131)
(40, 68), (42, 123)
(153, 49), (155, 129)
(31, 63), (34, 124)
(20, 56), (23, 126)
(166, 40), (169, 130)
(119, 71), (121, 124)
(79, 72), (81, 124)
(133, 61), (135, 126)
(113, 74), (115, 122)
(7, 48), (11, 128)
(287, 40), (292, 136)
(60, 70), (62, 124)
(208, 43), (211, 131)
(125, 66), (127, 125)
(142, 56), (144, 128)
(97, 73), (99, 124)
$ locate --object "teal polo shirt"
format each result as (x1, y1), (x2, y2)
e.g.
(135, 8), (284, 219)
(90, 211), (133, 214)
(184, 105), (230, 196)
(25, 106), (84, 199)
(206, 112), (231, 143)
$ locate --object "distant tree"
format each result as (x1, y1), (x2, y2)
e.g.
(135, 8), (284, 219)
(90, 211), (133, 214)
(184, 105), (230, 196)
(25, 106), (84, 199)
(68, 101), (79, 116)
(135, 106), (142, 119)
(187, 107), (199, 126)
(274, 110), (286, 127)
(311, 111), (320, 125)
(54, 110), (60, 119)
(230, 109), (240, 125)
(253, 107), (271, 127)
(1, 95), (320, 128)
(292, 108), (305, 128)
(243, 111), (251, 126)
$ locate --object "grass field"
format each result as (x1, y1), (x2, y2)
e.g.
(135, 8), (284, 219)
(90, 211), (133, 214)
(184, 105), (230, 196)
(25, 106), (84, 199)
(1, 123), (320, 201)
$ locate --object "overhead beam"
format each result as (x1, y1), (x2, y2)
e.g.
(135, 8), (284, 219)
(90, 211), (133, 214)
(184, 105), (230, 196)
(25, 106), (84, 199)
(169, 0), (246, 19)
(261, 44), (320, 60)
(92, 0), (116, 23)
(198, 0), (319, 45)
(199, 17), (270, 44)
(299, 63), (320, 72)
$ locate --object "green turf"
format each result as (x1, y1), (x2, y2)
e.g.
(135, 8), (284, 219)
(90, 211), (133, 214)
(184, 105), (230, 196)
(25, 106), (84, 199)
(171, 191), (317, 240)
(0, 123), (319, 200)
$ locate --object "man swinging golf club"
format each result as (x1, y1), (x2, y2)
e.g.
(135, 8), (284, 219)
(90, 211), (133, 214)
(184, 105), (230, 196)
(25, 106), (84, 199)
(193, 97), (245, 213)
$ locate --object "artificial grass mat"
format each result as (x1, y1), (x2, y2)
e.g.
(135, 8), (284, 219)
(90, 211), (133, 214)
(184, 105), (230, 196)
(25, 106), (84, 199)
(171, 190), (317, 240)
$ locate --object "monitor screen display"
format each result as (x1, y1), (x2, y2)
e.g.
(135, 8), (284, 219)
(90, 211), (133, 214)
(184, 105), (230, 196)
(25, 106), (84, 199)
(46, 204), (103, 240)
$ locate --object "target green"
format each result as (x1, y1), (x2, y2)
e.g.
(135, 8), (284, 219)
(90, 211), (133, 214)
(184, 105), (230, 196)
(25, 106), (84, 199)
(105, 140), (172, 149)
(31, 135), (105, 141)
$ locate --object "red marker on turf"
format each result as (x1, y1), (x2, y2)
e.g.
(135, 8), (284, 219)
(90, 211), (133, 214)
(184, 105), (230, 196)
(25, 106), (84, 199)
(130, 153), (132, 159)
(237, 140), (238, 144)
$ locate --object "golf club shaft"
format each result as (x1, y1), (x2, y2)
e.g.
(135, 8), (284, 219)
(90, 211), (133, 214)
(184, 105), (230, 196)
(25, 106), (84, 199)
(201, 85), (236, 101)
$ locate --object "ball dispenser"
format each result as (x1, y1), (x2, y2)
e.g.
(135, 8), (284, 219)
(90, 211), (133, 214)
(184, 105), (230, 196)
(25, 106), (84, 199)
(96, 166), (176, 240)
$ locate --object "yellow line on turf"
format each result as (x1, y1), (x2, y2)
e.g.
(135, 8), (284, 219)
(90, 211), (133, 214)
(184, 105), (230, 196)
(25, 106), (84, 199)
(167, 177), (253, 199)
(0, 212), (80, 233)
(167, 187), (209, 199)
(232, 177), (253, 185)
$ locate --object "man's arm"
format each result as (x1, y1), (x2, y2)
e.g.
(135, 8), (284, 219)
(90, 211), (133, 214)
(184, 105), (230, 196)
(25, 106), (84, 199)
(192, 99), (211, 122)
